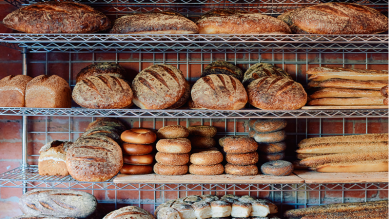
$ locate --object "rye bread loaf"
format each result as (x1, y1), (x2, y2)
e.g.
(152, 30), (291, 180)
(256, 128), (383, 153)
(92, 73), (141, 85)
(103, 206), (155, 219)
(19, 189), (97, 218)
(72, 75), (133, 109)
(201, 61), (243, 81)
(132, 64), (188, 109)
(25, 75), (71, 108)
(277, 3), (388, 34)
(110, 11), (198, 34)
(3, 2), (110, 33)
(0, 75), (32, 107)
(76, 62), (126, 83)
(242, 63), (291, 86)
(197, 9), (291, 34)
(191, 74), (248, 110)
(66, 135), (123, 182)
(247, 76), (307, 110)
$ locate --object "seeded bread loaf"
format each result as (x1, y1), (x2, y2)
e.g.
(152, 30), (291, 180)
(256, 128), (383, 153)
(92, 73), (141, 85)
(0, 75), (32, 107)
(76, 62), (126, 83)
(201, 61), (243, 81)
(85, 118), (126, 133)
(104, 206), (155, 219)
(242, 63), (291, 86)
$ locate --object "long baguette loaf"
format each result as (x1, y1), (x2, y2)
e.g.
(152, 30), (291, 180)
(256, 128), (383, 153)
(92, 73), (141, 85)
(382, 85), (388, 97)
(299, 151), (388, 168)
(308, 72), (389, 81)
(310, 88), (383, 99)
(298, 133), (388, 148)
(308, 97), (385, 106)
(307, 67), (389, 75)
(284, 200), (388, 217)
(296, 141), (388, 154)
(301, 208), (389, 219)
(315, 159), (388, 173)
(308, 79), (388, 90)
(297, 153), (332, 160)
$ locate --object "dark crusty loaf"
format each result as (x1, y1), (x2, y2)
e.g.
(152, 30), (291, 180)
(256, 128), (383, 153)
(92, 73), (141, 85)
(110, 11), (198, 34)
(19, 189), (97, 218)
(247, 76), (307, 110)
(0, 75), (32, 107)
(242, 63), (291, 86)
(103, 206), (155, 219)
(191, 74), (248, 110)
(132, 64), (188, 109)
(25, 75), (71, 108)
(3, 2), (110, 33)
(201, 61), (243, 81)
(278, 3), (388, 34)
(197, 9), (291, 34)
(86, 118), (126, 133)
(76, 62), (126, 83)
(66, 135), (123, 182)
(72, 75), (133, 109)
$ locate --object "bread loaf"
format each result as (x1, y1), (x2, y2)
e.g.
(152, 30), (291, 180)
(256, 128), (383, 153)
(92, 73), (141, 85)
(11, 216), (76, 219)
(132, 64), (188, 109)
(72, 75), (133, 109)
(247, 76), (307, 110)
(76, 62), (126, 83)
(299, 133), (388, 148)
(307, 67), (388, 81)
(249, 119), (287, 133)
(104, 206), (155, 219)
(310, 88), (383, 99)
(3, 2), (110, 33)
(308, 79), (388, 90)
(0, 75), (32, 107)
(201, 61), (243, 81)
(242, 63), (291, 86)
(315, 159), (388, 173)
(381, 85), (388, 97)
(81, 126), (121, 141)
(308, 97), (386, 106)
(197, 9), (291, 34)
(300, 208), (389, 219)
(86, 118), (126, 133)
(26, 75), (71, 108)
(19, 189), (97, 218)
(38, 141), (72, 176)
(277, 3), (388, 34)
(296, 141), (388, 154)
(191, 74), (248, 110)
(167, 80), (191, 109)
(110, 12), (198, 34)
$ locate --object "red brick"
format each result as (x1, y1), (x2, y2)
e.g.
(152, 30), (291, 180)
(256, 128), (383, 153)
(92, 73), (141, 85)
(0, 142), (22, 159)
(0, 121), (21, 139)
(0, 201), (23, 218)
(0, 187), (22, 199)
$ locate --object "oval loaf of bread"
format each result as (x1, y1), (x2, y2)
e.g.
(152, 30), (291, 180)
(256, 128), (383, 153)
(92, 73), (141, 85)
(76, 62), (126, 83)
(104, 206), (155, 219)
(201, 60), (243, 81)
(243, 63), (291, 86)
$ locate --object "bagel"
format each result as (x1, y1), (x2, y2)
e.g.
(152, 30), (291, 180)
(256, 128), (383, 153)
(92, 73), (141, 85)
(188, 126), (217, 137)
(123, 154), (154, 165)
(156, 138), (191, 153)
(225, 164), (258, 176)
(226, 152), (258, 165)
(222, 136), (258, 153)
(157, 125), (189, 139)
(190, 151), (223, 165)
(261, 160), (293, 176)
(122, 143), (154, 155)
(154, 163), (188, 175)
(121, 128), (157, 144)
(155, 152), (189, 165)
(189, 164), (224, 175)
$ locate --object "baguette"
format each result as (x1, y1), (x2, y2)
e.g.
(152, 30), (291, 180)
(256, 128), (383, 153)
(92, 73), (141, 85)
(298, 133), (388, 148)
(308, 72), (388, 81)
(307, 67), (389, 75)
(301, 208), (389, 219)
(299, 151), (388, 168)
(315, 159), (388, 173)
(297, 153), (332, 160)
(310, 88), (383, 99)
(308, 97), (385, 106)
(381, 85), (388, 97)
(308, 79), (388, 90)
(296, 141), (388, 154)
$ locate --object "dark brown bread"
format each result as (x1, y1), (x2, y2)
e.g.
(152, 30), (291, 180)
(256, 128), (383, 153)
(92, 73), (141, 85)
(242, 63), (291, 86)
(86, 118), (126, 133)
(25, 75), (71, 108)
(72, 75), (133, 109)
(278, 3), (388, 34)
(103, 206), (155, 219)
(0, 75), (32, 107)
(132, 64), (188, 109)
(197, 9), (291, 34)
(19, 189), (97, 218)
(3, 2), (110, 33)
(66, 135), (123, 182)
(110, 12), (198, 34)
(247, 76), (307, 110)
(381, 85), (388, 97)
(191, 74), (248, 110)
(201, 61), (243, 81)
(76, 62), (126, 83)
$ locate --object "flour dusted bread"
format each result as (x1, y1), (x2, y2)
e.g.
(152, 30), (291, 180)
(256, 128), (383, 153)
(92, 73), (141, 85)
(3, 2), (110, 33)
(0, 75), (32, 107)
(201, 61), (243, 81)
(38, 141), (72, 176)
(76, 62), (126, 83)
(26, 75), (71, 108)
(104, 206), (155, 219)
(197, 9), (291, 34)
(111, 12), (198, 34)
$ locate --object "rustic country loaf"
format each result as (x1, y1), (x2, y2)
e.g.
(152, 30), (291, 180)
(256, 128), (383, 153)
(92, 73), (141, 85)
(167, 80), (190, 109)
(38, 141), (72, 176)
(278, 3), (388, 34)
(86, 117), (126, 133)
(191, 74), (248, 110)
(197, 9), (291, 34)
(132, 64), (188, 109)
(201, 61), (243, 80)
(76, 62), (126, 83)
(0, 75), (32, 107)
(3, 2), (110, 33)
(26, 75), (71, 108)
(242, 63), (291, 86)
(110, 11), (198, 34)
(81, 126), (121, 141)
(19, 189), (97, 218)
(103, 206), (155, 219)
(72, 75), (133, 109)
(247, 76), (307, 110)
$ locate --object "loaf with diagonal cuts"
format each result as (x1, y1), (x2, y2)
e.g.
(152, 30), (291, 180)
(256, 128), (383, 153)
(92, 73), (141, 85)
(76, 62), (126, 83)
(19, 189), (97, 218)
(0, 75), (32, 107)
(242, 63), (291, 86)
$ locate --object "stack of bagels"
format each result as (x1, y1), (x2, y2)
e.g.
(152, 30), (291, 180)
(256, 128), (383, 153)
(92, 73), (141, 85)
(155, 125), (191, 175)
(120, 128), (157, 175)
(188, 126), (218, 153)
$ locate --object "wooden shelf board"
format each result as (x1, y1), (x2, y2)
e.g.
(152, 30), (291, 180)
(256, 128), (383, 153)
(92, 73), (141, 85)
(302, 106), (388, 110)
(294, 170), (388, 184)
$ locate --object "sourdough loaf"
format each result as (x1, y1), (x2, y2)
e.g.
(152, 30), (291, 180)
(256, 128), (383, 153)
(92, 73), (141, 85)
(111, 12), (198, 34)
(81, 126), (121, 141)
(0, 75), (32, 107)
(72, 75), (133, 109)
(3, 2), (110, 33)
(201, 61), (243, 80)
(278, 3), (388, 34)
(19, 189), (97, 218)
(76, 62), (126, 83)
(247, 76), (307, 110)
(197, 9), (291, 34)
(25, 75), (71, 108)
(242, 63), (291, 86)
(191, 74), (248, 110)
(38, 141), (72, 176)
(104, 206), (155, 219)
(132, 64), (188, 109)
(86, 117), (126, 133)
(167, 80), (190, 109)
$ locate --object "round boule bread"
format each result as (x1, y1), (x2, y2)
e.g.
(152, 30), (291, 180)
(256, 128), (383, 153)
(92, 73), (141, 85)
(201, 60), (243, 80)
(86, 118), (126, 133)
(154, 163), (188, 175)
(247, 76), (307, 110)
(156, 152), (190, 165)
(188, 126), (217, 137)
(191, 74), (248, 110)
(132, 64), (188, 109)
(167, 80), (191, 109)
(225, 164), (258, 176)
(249, 119), (287, 133)
(189, 164), (224, 175)
(189, 136), (216, 149)
(81, 126), (121, 141)
(242, 63), (291, 86)
(103, 206), (154, 219)
(157, 125), (189, 139)
(190, 151), (223, 165)
(222, 136), (258, 153)
(249, 130), (286, 143)
(258, 142), (286, 154)
(226, 152), (259, 165)
(156, 138), (191, 153)
(72, 75), (133, 109)
(76, 62), (126, 83)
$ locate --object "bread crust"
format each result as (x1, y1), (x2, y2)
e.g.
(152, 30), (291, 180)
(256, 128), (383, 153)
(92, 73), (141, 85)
(296, 141), (388, 154)
(156, 152), (190, 166)
(104, 206), (154, 219)
(315, 159), (388, 173)
(38, 141), (70, 176)
(222, 136), (258, 153)
(225, 164), (258, 176)
(3, 2), (110, 33)
(189, 164), (224, 175)
(0, 75), (32, 107)
(249, 119), (287, 133)
(188, 126), (217, 137)
(189, 136), (216, 149)
(260, 160), (293, 176)
(190, 151), (223, 165)
(156, 138), (191, 154)
(243, 63), (291, 86)
(123, 154), (154, 165)
(308, 79), (388, 90)
(120, 164), (153, 175)
(381, 85), (388, 97)
(310, 88), (383, 99)
(298, 133), (388, 148)
(76, 62), (126, 83)
(201, 61), (243, 81)
(226, 152), (258, 165)
(154, 163), (188, 175)
(307, 66), (389, 75)
(86, 118), (126, 133)
(121, 128), (157, 144)
(157, 125), (189, 139)
(308, 97), (386, 106)
(249, 130), (286, 143)
(301, 208), (389, 219)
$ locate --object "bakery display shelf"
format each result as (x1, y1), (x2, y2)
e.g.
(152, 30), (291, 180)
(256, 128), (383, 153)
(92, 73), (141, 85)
(295, 170), (389, 184)
(301, 106), (389, 110)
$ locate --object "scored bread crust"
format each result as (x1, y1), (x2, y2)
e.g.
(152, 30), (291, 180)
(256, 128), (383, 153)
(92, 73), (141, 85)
(308, 78), (388, 90)
(3, 2), (111, 33)
(298, 133), (388, 148)
(296, 141), (388, 154)
(310, 88), (383, 99)
(76, 62), (126, 83)
(86, 118), (126, 133)
(0, 75), (32, 107)
(103, 206), (155, 219)
(315, 159), (388, 173)
(197, 9), (291, 34)
(242, 63), (291, 86)
(308, 97), (386, 106)
(189, 164), (225, 175)
(167, 80), (190, 109)
(201, 61), (243, 81)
